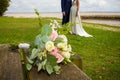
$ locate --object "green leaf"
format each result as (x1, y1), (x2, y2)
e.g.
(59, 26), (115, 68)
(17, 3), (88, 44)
(54, 65), (61, 74)
(41, 25), (52, 36)
(34, 8), (39, 16)
(42, 59), (47, 66)
(47, 54), (57, 67)
(26, 56), (34, 64)
(34, 34), (45, 50)
(41, 59), (47, 70)
(34, 9), (42, 27)
(54, 65), (61, 71)
(38, 63), (42, 71)
(41, 35), (51, 43)
(26, 63), (32, 70)
(30, 48), (39, 59)
(54, 38), (63, 44)
(57, 23), (71, 35)
(46, 63), (53, 74)
(45, 54), (57, 74)
(34, 34), (42, 46)
(37, 52), (42, 59)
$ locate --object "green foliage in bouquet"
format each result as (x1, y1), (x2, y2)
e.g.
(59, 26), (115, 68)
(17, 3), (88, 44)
(26, 10), (73, 74)
(34, 9), (43, 27)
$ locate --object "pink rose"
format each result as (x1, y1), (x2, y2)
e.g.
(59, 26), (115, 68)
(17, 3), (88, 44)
(50, 47), (59, 55)
(50, 29), (58, 41)
(50, 47), (64, 63)
(55, 53), (64, 63)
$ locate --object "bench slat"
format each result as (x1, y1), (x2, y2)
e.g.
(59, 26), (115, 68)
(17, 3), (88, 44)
(0, 44), (24, 80)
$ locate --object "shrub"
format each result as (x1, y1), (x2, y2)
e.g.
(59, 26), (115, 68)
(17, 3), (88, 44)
(0, 0), (10, 16)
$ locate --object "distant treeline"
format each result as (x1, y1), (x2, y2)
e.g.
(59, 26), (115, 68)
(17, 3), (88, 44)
(81, 15), (120, 20)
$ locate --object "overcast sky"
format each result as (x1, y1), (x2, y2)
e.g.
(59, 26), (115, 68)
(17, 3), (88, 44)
(7, 0), (120, 13)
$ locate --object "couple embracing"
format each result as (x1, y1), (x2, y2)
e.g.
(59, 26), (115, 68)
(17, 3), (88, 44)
(61, 0), (92, 37)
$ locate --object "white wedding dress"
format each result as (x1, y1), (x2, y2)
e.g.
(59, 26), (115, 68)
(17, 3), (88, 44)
(69, 0), (92, 37)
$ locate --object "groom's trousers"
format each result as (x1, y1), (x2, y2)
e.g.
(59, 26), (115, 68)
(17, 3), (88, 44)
(62, 12), (70, 25)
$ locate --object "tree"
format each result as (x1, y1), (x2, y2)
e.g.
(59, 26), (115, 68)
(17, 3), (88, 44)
(0, 0), (10, 16)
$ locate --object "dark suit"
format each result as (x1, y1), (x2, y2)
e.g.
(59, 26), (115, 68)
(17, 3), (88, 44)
(61, 0), (72, 25)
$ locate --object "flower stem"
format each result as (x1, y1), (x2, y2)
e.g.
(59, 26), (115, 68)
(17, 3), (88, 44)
(20, 49), (30, 80)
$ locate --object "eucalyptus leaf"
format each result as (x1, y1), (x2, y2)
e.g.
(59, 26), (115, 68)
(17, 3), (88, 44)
(46, 63), (53, 74)
(38, 42), (45, 50)
(30, 48), (39, 59)
(38, 63), (42, 71)
(34, 34), (42, 46)
(41, 25), (52, 36)
(26, 63), (32, 70)
(26, 56), (34, 64)
(34, 34), (45, 50)
(41, 35), (51, 43)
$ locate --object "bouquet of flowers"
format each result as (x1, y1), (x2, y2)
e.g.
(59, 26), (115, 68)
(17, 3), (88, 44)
(26, 20), (73, 74)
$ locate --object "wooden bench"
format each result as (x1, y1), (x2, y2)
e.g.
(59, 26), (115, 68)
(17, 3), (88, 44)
(0, 44), (91, 80)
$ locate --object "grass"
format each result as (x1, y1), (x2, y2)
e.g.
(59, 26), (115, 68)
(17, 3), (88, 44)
(0, 17), (58, 43)
(68, 27), (120, 80)
(0, 17), (120, 80)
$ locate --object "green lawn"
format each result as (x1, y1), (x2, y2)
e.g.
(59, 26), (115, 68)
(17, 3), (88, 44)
(0, 17), (120, 80)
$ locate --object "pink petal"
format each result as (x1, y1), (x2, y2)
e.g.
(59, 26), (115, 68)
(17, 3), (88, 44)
(50, 30), (58, 41)
(55, 53), (64, 63)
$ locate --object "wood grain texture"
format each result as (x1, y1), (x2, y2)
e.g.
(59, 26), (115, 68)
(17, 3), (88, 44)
(0, 44), (24, 80)
(29, 63), (91, 80)
(0, 44), (91, 80)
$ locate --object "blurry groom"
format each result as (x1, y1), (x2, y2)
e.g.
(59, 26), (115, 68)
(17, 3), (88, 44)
(61, 0), (72, 25)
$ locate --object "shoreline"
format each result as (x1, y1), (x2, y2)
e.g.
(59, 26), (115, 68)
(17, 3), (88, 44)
(4, 12), (120, 18)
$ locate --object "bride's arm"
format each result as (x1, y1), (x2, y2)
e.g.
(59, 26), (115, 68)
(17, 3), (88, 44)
(76, 0), (80, 16)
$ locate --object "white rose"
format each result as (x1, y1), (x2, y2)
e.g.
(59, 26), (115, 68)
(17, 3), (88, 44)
(57, 42), (67, 51)
(61, 51), (71, 59)
(45, 41), (55, 51)
(58, 35), (68, 42)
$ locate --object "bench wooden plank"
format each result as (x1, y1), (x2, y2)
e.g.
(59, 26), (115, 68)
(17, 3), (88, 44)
(29, 62), (91, 80)
(0, 44), (91, 80)
(0, 44), (24, 80)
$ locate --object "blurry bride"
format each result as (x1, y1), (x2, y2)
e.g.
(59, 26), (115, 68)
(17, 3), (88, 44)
(69, 0), (92, 37)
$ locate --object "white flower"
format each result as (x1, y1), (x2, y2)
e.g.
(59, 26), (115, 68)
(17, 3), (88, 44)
(68, 44), (72, 52)
(58, 25), (61, 28)
(57, 42), (67, 51)
(58, 35), (68, 42)
(53, 20), (59, 26)
(49, 23), (53, 26)
(45, 41), (55, 51)
(50, 20), (57, 29)
(61, 51), (71, 59)
(51, 23), (57, 29)
(50, 20), (62, 29)
(18, 43), (30, 49)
